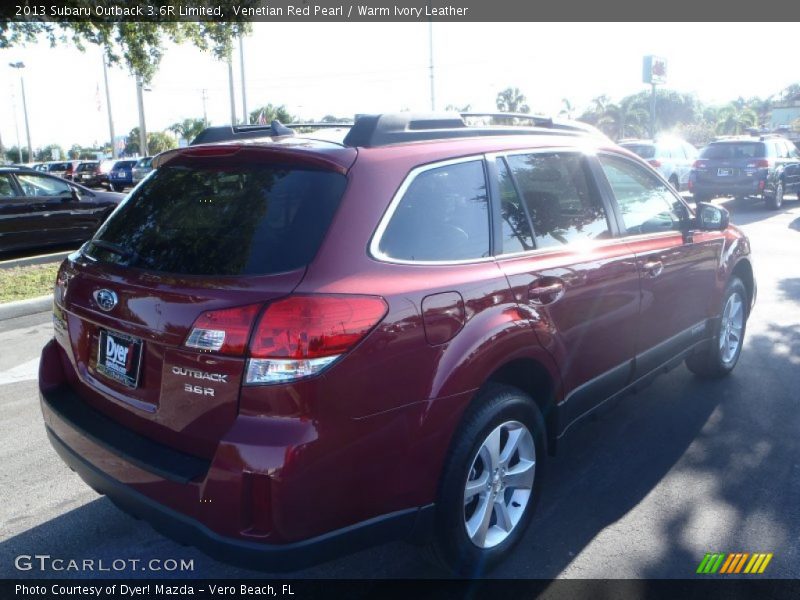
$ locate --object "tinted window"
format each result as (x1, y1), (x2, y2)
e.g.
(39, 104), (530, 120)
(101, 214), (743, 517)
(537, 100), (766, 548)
(621, 144), (656, 159)
(16, 173), (71, 197)
(599, 154), (684, 236)
(505, 153), (610, 248)
(379, 160), (490, 261)
(700, 143), (766, 159)
(86, 164), (346, 276)
(76, 162), (98, 172)
(496, 159), (534, 254)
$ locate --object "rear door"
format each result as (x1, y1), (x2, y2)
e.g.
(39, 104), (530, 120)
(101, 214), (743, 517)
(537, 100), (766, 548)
(491, 150), (641, 432)
(595, 153), (722, 380)
(0, 173), (42, 251)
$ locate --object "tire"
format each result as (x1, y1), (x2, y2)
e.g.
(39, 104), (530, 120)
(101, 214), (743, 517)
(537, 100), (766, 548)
(765, 180), (784, 210)
(686, 277), (748, 378)
(426, 384), (546, 575)
(112, 184), (125, 192)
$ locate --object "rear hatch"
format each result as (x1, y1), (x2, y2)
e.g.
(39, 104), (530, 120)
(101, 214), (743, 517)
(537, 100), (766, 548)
(693, 141), (767, 186)
(57, 144), (355, 458)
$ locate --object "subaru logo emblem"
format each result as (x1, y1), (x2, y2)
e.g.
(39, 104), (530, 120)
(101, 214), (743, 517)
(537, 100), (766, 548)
(93, 289), (118, 312)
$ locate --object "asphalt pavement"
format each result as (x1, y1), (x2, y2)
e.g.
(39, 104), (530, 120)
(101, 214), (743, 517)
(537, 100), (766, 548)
(1, 196), (798, 579)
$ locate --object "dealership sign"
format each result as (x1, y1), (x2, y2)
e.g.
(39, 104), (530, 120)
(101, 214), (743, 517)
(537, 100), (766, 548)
(643, 55), (668, 85)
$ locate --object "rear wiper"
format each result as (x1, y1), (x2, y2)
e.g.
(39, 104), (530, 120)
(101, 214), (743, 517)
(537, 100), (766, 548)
(88, 239), (138, 264)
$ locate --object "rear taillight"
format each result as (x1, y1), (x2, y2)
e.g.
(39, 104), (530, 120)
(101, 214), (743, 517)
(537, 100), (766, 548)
(692, 160), (706, 169)
(746, 159), (770, 168)
(185, 304), (262, 356)
(648, 159), (662, 168)
(246, 295), (388, 385)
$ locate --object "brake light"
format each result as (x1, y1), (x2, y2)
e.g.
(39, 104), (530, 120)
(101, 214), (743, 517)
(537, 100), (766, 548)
(693, 160), (707, 169)
(185, 304), (262, 356)
(246, 295), (388, 384)
(746, 159), (770, 168)
(648, 159), (662, 168)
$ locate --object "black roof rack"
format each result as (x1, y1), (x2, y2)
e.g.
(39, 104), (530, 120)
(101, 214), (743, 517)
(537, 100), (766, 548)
(190, 112), (604, 148)
(189, 121), (353, 145)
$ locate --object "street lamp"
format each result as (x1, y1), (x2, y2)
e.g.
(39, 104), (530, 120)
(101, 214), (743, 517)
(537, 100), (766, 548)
(9, 61), (33, 162)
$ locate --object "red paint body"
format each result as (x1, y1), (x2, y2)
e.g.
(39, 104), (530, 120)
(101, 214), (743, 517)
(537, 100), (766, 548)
(39, 133), (755, 563)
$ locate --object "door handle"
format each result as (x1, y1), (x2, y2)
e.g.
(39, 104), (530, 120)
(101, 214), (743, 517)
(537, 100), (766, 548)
(642, 260), (664, 278)
(528, 280), (565, 305)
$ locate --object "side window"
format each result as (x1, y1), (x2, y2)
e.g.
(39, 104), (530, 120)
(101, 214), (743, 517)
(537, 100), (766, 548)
(789, 143), (800, 159)
(496, 159), (534, 254)
(0, 175), (17, 198)
(505, 153), (610, 249)
(598, 154), (684, 236)
(16, 173), (71, 197)
(378, 160), (490, 261)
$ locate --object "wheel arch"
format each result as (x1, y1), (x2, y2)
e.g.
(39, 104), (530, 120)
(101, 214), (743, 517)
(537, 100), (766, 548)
(731, 258), (755, 316)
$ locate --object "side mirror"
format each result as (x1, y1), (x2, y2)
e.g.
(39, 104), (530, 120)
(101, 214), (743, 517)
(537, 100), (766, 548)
(69, 186), (81, 201)
(696, 202), (730, 231)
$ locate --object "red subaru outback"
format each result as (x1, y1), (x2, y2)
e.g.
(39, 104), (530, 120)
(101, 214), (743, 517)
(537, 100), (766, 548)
(39, 113), (755, 574)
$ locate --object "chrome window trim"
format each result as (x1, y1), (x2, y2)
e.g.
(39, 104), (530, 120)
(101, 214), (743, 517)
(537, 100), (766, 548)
(368, 154), (496, 266)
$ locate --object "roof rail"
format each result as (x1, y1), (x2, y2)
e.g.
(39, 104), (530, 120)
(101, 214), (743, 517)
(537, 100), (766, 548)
(189, 121), (354, 145)
(342, 112), (604, 147)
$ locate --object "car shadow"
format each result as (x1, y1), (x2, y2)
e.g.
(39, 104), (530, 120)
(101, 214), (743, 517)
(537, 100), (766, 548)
(2, 321), (798, 579)
(717, 195), (799, 227)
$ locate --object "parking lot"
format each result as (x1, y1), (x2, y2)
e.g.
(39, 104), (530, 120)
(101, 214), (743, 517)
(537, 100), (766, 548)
(1, 195), (798, 579)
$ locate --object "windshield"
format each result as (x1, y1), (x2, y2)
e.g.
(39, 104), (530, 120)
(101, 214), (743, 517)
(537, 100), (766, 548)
(84, 162), (347, 276)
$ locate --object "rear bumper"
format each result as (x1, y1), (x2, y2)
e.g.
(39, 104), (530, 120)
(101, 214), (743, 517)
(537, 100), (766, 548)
(38, 339), (436, 570)
(45, 424), (428, 571)
(691, 177), (765, 197)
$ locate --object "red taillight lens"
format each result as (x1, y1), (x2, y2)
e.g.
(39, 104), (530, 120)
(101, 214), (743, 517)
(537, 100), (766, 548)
(249, 295), (388, 359)
(693, 160), (706, 169)
(185, 303), (262, 356)
(648, 159), (662, 168)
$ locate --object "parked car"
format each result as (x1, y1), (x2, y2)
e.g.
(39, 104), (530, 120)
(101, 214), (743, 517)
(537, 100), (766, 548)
(131, 156), (154, 183)
(41, 161), (73, 179)
(619, 137), (698, 191)
(71, 161), (100, 185)
(0, 167), (124, 254)
(62, 160), (83, 181)
(79, 159), (118, 189)
(107, 159), (138, 191)
(689, 134), (800, 209)
(40, 113), (755, 575)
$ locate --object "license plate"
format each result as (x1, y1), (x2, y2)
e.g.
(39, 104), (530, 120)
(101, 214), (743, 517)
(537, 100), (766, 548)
(718, 168), (733, 176)
(97, 329), (143, 388)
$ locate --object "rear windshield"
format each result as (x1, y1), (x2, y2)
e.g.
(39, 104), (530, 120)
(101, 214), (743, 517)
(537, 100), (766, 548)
(85, 163), (346, 276)
(77, 162), (98, 172)
(621, 144), (656, 159)
(114, 161), (137, 169)
(136, 158), (153, 168)
(700, 142), (765, 159)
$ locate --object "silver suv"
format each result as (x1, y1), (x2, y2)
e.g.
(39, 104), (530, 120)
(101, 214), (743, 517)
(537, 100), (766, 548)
(620, 137), (698, 192)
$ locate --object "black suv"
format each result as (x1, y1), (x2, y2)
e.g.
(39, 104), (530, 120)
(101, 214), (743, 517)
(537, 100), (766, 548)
(689, 134), (800, 209)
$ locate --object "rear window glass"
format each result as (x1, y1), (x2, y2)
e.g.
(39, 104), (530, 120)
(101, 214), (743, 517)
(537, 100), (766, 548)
(77, 162), (98, 172)
(700, 143), (765, 159)
(85, 163), (346, 276)
(621, 144), (656, 159)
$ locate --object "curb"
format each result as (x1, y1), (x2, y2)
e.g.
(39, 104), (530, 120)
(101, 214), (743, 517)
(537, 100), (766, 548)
(0, 295), (52, 321)
(0, 250), (72, 270)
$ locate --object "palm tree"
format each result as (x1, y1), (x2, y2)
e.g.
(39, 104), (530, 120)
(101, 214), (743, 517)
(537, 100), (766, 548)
(496, 87), (530, 113)
(715, 104), (758, 135)
(168, 118), (206, 144)
(559, 98), (574, 119)
(598, 99), (648, 140)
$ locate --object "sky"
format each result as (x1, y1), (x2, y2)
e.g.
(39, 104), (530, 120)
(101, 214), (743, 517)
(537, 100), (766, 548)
(1, 22), (798, 152)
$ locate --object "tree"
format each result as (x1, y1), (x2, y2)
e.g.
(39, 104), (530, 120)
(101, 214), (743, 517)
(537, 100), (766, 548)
(745, 96), (773, 128)
(559, 98), (574, 119)
(715, 104), (758, 135)
(68, 144), (82, 160)
(125, 128), (178, 156)
(35, 144), (65, 161)
(320, 115), (353, 123)
(4, 146), (30, 163)
(168, 118), (206, 143)
(248, 104), (294, 125)
(0, 14), (252, 84)
(444, 104), (472, 112)
(597, 100), (648, 140)
(496, 87), (530, 113)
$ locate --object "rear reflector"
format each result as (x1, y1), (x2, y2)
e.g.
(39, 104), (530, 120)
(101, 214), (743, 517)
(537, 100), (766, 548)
(185, 304), (262, 356)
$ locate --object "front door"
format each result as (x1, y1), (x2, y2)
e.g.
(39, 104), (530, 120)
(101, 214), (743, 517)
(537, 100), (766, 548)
(595, 153), (723, 379)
